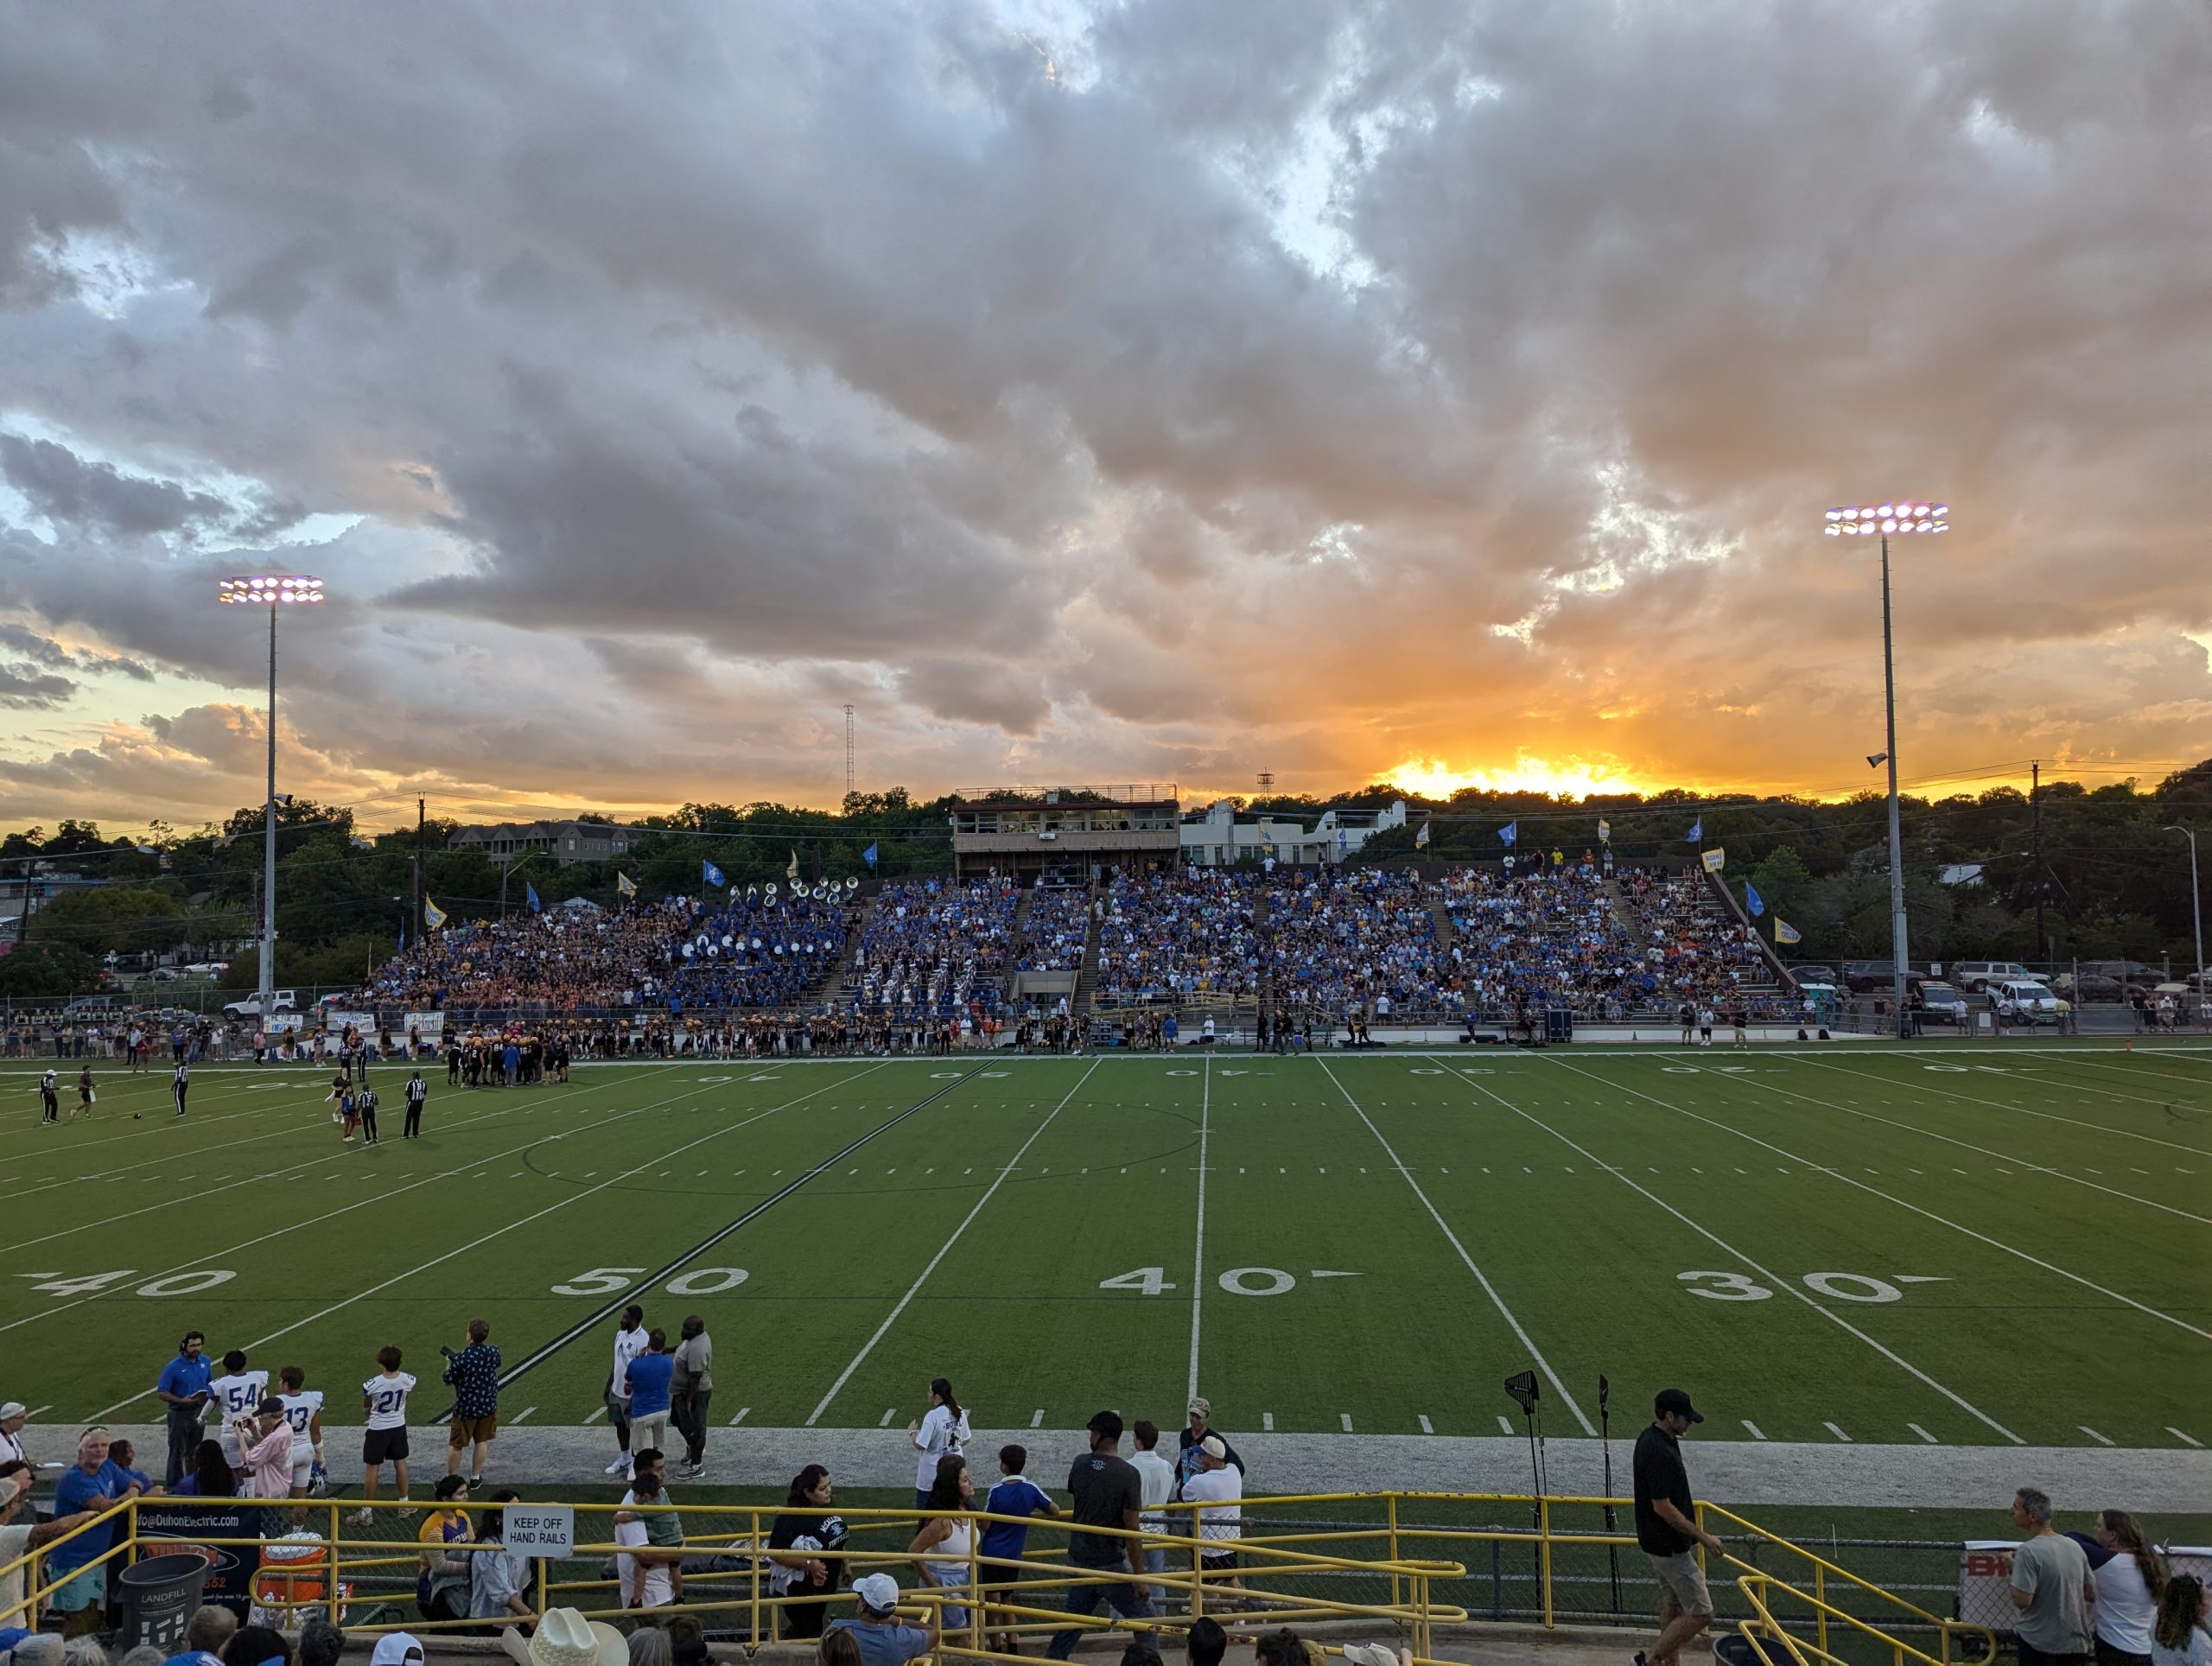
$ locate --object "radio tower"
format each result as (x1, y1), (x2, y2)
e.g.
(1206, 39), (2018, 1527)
(1256, 771), (1274, 793)
(844, 704), (856, 801)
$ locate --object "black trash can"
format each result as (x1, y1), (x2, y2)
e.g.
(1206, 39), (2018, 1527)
(116, 1552), (213, 1652)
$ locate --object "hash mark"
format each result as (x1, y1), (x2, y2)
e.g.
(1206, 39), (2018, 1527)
(1823, 1421), (1853, 1443)
(879, 1408), (896, 1427)
(1418, 1415), (1433, 1434)
(2079, 1426), (2115, 1447)
(1742, 1421), (1767, 1440)
(1908, 1423), (1938, 1444)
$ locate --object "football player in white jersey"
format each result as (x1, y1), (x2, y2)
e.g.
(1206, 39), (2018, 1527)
(204, 1349), (269, 1473)
(354, 1344), (416, 1525)
(275, 1364), (327, 1497)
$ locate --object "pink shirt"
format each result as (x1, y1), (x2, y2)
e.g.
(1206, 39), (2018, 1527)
(234, 1418), (294, 1498)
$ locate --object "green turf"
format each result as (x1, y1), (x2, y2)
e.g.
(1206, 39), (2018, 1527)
(2, 1046), (2205, 1443)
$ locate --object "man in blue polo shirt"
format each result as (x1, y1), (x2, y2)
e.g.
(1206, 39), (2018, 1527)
(47, 1426), (143, 1634)
(155, 1332), (213, 1485)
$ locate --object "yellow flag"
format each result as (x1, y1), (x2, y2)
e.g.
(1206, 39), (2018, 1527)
(616, 871), (638, 897)
(1701, 848), (1726, 874)
(787, 849), (801, 881)
(423, 896), (448, 930)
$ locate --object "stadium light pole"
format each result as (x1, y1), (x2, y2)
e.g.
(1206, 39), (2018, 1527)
(2164, 824), (2204, 1024)
(1824, 504), (1947, 1039)
(219, 574), (325, 1020)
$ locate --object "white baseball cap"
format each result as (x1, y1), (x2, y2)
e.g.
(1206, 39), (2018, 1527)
(371, 1636), (426, 1666)
(853, 1572), (901, 1614)
(0, 1402), (27, 1421)
(1200, 1435), (1226, 1460)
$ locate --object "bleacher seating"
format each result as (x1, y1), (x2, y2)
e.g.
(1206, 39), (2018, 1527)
(1093, 870), (1261, 1003)
(844, 876), (1019, 1019)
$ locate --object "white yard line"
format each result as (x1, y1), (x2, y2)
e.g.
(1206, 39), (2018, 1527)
(80, 1067), (884, 1420)
(1188, 1053), (1211, 1402)
(2, 1074), (612, 1256)
(1726, 1071), (2212, 1225)
(1796, 1058), (2210, 1156)
(805, 1058), (1103, 1427)
(1445, 1062), (2028, 1447)
(1541, 1057), (2212, 1343)
(1318, 1059), (1596, 1435)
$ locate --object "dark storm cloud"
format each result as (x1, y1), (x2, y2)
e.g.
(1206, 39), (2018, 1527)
(0, 0), (2203, 828)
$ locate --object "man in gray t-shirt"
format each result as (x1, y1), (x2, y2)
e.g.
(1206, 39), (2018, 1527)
(2008, 1487), (2092, 1665)
(670, 1313), (714, 1477)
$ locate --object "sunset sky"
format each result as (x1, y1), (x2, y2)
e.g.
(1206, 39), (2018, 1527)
(3, 1), (2208, 836)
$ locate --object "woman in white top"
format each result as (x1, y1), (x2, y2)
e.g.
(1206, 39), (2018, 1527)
(906, 1377), (969, 1507)
(2152, 1575), (2209, 1666)
(908, 1454), (976, 1635)
(2084, 1510), (2167, 1666)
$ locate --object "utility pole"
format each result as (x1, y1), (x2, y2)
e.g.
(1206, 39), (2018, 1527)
(844, 704), (855, 803)
(414, 797), (426, 947)
(2031, 761), (2044, 963)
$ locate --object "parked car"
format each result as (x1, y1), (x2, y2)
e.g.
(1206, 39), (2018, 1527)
(2056, 970), (2123, 1000)
(1787, 963), (1838, 985)
(61, 995), (117, 1016)
(1954, 961), (2045, 992)
(1911, 981), (1967, 1025)
(1990, 979), (2059, 1025)
(1843, 960), (1899, 992)
(222, 988), (300, 1020)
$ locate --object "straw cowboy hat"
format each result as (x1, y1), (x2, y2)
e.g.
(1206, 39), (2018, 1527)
(501, 1609), (627, 1666)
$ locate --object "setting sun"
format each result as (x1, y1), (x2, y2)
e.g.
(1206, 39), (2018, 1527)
(1382, 754), (1661, 801)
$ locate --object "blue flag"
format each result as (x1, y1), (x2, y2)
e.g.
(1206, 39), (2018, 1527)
(397, 919), (405, 953)
(1744, 881), (1764, 917)
(526, 881), (541, 914)
(862, 843), (879, 870)
(1686, 817), (1703, 843)
(1497, 821), (1516, 847)
(702, 859), (726, 888)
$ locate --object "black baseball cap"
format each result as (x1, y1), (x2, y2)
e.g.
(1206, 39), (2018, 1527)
(1654, 1388), (1703, 1423)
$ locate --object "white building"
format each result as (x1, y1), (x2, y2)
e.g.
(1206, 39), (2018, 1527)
(1179, 799), (1408, 867)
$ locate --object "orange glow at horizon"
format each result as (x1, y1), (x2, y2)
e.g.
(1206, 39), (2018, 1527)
(1381, 754), (1666, 801)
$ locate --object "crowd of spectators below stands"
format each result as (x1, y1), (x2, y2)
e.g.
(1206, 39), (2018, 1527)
(1014, 885), (1090, 973)
(1262, 868), (1446, 1016)
(846, 878), (1017, 1020)
(1094, 872), (1260, 1004)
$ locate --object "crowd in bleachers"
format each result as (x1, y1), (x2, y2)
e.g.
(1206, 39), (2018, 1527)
(360, 906), (687, 1010)
(1621, 867), (1789, 1021)
(845, 877), (1018, 1020)
(1439, 862), (1650, 1014)
(1014, 885), (1090, 973)
(661, 893), (849, 1010)
(1093, 871), (1261, 1004)
(1261, 867), (1447, 1016)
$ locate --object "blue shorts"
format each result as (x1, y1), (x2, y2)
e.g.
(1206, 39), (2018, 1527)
(46, 1561), (108, 1612)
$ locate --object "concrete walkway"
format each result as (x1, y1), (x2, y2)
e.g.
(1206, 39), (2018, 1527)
(22, 1425), (2209, 1511)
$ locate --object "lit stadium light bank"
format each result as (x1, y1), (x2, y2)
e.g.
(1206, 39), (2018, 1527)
(1822, 504), (1948, 537)
(217, 573), (327, 1021)
(219, 574), (327, 604)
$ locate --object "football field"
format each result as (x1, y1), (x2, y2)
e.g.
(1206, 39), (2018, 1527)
(3, 1044), (2206, 1452)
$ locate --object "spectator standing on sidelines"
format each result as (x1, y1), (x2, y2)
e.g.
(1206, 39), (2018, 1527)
(403, 1071), (428, 1139)
(907, 1377), (969, 1509)
(1046, 1409), (1154, 1661)
(604, 1306), (648, 1481)
(442, 1319), (500, 1485)
(1630, 1389), (1725, 1666)
(670, 1315), (713, 1477)
(624, 1331), (676, 1464)
(1127, 1421), (1176, 1606)
(2151, 1575), (2209, 1666)
(2068, 1509), (2166, 1666)
(155, 1332), (213, 1485)
(2010, 1487), (2094, 1666)
(46, 1427), (143, 1634)
(1181, 1437), (1245, 1596)
(614, 1451), (683, 1611)
(230, 1399), (295, 1500)
(353, 1346), (416, 1524)
(978, 1445), (1059, 1655)
(767, 1464), (849, 1639)
(1175, 1398), (1243, 1494)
